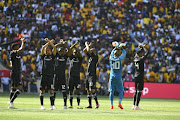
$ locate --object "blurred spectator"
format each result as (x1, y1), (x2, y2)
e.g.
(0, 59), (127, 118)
(0, 77), (11, 92)
(98, 68), (108, 95)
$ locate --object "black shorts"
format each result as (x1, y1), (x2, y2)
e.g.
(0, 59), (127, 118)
(134, 76), (144, 91)
(40, 75), (54, 90)
(86, 75), (96, 90)
(53, 74), (66, 92)
(11, 72), (22, 88)
(69, 76), (81, 91)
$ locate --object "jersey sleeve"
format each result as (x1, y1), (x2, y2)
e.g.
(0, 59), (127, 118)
(118, 49), (126, 60)
(110, 48), (116, 60)
(110, 49), (126, 61)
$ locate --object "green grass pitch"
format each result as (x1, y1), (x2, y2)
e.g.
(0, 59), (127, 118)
(0, 93), (180, 120)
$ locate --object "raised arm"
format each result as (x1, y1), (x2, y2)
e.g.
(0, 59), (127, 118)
(55, 39), (64, 48)
(39, 38), (50, 55)
(17, 38), (26, 54)
(49, 39), (57, 56)
(142, 46), (148, 60)
(83, 42), (93, 54)
(64, 41), (72, 56)
(70, 41), (79, 50)
(110, 49), (126, 61)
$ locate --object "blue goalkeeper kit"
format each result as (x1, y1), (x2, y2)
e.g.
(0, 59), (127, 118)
(109, 48), (126, 105)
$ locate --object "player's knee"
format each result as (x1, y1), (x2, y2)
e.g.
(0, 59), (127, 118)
(76, 90), (80, 95)
(40, 90), (45, 94)
(17, 85), (23, 91)
(49, 89), (54, 94)
(11, 88), (16, 93)
(92, 92), (97, 97)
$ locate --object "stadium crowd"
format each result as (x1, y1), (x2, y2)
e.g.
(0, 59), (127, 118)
(0, 0), (180, 93)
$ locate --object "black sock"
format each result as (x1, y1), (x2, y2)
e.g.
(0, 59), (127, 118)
(63, 92), (67, 106)
(93, 93), (98, 104)
(88, 95), (92, 106)
(40, 94), (44, 106)
(10, 90), (21, 103)
(10, 90), (15, 100)
(53, 92), (57, 105)
(50, 94), (54, 106)
(136, 91), (142, 106)
(133, 90), (137, 105)
(77, 95), (80, 106)
(69, 95), (73, 106)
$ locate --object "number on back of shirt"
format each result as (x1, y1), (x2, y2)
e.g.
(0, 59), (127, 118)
(135, 62), (139, 69)
(111, 61), (120, 69)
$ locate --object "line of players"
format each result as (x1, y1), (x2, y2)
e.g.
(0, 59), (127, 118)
(39, 38), (99, 110)
(8, 37), (148, 110)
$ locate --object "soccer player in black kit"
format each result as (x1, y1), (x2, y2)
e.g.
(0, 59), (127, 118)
(132, 44), (148, 110)
(52, 39), (72, 109)
(39, 38), (56, 110)
(68, 41), (83, 109)
(8, 38), (26, 109)
(84, 42), (99, 109)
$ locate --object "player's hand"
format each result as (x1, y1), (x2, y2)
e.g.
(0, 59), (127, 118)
(85, 41), (89, 45)
(44, 38), (49, 42)
(89, 42), (93, 46)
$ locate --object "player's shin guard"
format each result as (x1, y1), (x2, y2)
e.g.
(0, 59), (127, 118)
(50, 94), (54, 106)
(77, 95), (81, 106)
(40, 93), (44, 106)
(109, 92), (114, 106)
(69, 95), (73, 106)
(62, 92), (67, 106)
(10, 89), (16, 100)
(87, 94), (92, 106)
(10, 89), (21, 103)
(92, 93), (98, 104)
(136, 90), (142, 106)
(133, 90), (137, 105)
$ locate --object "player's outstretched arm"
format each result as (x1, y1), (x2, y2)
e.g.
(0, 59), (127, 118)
(139, 45), (149, 60)
(55, 39), (64, 48)
(84, 42), (93, 54)
(17, 38), (26, 54)
(40, 38), (50, 55)
(70, 41), (79, 50)
(49, 39), (57, 56)
(64, 41), (72, 56)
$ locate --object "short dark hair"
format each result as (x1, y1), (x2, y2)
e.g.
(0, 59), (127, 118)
(11, 43), (19, 49)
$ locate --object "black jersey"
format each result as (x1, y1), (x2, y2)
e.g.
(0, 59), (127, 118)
(69, 55), (83, 77)
(54, 54), (68, 75)
(41, 54), (55, 75)
(10, 50), (21, 73)
(86, 52), (98, 76)
(134, 47), (148, 78)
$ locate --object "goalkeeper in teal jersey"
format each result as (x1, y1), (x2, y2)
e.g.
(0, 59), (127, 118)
(109, 42), (126, 109)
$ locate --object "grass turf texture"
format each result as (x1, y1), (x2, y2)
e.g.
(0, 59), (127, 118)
(0, 93), (180, 120)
